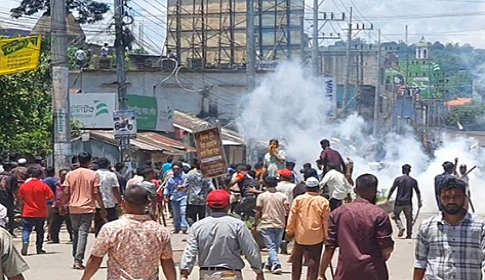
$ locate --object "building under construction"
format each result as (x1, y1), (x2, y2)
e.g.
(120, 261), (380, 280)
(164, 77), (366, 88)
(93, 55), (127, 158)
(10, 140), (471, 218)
(166, 0), (305, 69)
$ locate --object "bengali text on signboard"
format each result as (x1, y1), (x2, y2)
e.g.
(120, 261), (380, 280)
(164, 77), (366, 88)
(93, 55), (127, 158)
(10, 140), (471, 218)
(194, 127), (228, 178)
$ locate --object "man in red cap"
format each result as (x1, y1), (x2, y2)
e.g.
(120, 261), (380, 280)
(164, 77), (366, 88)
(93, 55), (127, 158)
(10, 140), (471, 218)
(180, 190), (264, 280)
(276, 169), (296, 254)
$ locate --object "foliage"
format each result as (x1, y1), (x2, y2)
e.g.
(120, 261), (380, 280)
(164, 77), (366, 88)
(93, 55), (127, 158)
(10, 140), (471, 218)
(445, 102), (485, 126)
(10, 0), (110, 24)
(131, 48), (149, 55)
(0, 45), (52, 156)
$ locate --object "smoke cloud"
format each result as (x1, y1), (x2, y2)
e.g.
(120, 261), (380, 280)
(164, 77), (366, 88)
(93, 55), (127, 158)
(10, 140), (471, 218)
(238, 62), (485, 214)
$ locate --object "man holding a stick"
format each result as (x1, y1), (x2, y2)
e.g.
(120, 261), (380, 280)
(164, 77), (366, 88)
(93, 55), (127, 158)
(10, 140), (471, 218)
(386, 164), (422, 239)
(453, 158), (476, 211)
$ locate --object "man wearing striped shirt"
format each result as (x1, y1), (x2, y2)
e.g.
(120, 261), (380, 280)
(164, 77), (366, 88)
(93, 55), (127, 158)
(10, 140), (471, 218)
(414, 178), (485, 280)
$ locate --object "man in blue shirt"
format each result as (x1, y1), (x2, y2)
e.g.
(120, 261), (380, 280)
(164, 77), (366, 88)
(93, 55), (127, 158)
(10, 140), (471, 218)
(164, 162), (188, 233)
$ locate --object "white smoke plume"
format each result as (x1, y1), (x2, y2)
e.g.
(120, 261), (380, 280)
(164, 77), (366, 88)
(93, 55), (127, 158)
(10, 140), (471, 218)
(238, 62), (485, 214)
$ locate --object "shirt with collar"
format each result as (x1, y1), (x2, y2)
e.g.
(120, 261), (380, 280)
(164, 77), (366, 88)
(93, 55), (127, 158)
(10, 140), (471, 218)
(319, 169), (352, 200)
(415, 212), (485, 280)
(91, 214), (173, 280)
(286, 192), (330, 245)
(165, 173), (187, 201)
(180, 212), (262, 274)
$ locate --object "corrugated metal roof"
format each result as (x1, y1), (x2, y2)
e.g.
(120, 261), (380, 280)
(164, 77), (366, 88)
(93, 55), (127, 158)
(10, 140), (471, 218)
(174, 111), (246, 145)
(89, 131), (196, 155)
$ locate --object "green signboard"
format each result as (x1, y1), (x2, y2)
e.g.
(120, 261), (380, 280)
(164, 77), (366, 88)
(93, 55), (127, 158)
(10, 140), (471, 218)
(127, 94), (174, 132)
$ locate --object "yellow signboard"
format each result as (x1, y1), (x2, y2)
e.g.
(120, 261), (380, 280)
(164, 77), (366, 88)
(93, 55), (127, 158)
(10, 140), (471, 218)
(0, 36), (42, 76)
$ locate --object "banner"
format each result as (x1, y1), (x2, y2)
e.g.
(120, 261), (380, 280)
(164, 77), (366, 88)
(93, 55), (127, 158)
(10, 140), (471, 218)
(324, 77), (337, 118)
(70, 93), (117, 129)
(194, 127), (228, 178)
(0, 36), (42, 76)
(127, 94), (174, 132)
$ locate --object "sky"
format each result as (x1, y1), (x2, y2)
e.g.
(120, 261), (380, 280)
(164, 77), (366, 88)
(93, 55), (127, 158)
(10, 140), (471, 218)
(2, 0), (485, 54)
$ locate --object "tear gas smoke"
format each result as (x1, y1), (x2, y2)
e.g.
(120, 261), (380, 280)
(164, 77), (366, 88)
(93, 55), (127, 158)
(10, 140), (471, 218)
(238, 62), (485, 214)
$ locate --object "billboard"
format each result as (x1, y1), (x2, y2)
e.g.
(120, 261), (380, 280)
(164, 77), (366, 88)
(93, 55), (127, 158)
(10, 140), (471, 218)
(70, 93), (174, 132)
(127, 95), (174, 132)
(194, 127), (228, 178)
(70, 93), (116, 129)
(0, 36), (42, 76)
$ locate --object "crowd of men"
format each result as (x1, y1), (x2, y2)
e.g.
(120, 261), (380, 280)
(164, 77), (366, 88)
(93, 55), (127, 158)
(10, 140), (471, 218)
(0, 138), (483, 280)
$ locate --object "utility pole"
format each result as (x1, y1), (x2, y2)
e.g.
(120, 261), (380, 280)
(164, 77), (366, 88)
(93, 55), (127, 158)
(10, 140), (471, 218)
(342, 7), (352, 114)
(312, 0), (319, 76)
(51, 0), (71, 171)
(114, 0), (130, 162)
(373, 29), (381, 137)
(405, 25), (409, 89)
(246, 0), (256, 92)
(310, 11), (345, 77)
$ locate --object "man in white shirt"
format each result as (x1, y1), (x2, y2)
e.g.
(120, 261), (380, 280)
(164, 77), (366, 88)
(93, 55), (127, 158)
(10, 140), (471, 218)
(276, 169), (296, 206)
(0, 203), (7, 228)
(319, 163), (352, 211)
(75, 47), (87, 69)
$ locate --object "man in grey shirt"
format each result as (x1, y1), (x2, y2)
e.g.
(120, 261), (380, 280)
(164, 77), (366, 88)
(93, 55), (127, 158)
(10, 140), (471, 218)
(180, 190), (264, 280)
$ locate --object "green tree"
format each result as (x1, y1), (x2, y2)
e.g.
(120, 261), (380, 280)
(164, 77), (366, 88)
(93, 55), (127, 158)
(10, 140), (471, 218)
(10, 0), (110, 24)
(0, 38), (53, 156)
(445, 103), (485, 126)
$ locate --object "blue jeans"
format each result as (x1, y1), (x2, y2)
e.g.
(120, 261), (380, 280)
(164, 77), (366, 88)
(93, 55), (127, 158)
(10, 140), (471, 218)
(22, 217), (45, 251)
(261, 228), (285, 266)
(171, 196), (189, 232)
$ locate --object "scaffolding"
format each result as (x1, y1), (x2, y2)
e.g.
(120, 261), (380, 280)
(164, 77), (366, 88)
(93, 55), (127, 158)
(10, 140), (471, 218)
(166, 0), (304, 69)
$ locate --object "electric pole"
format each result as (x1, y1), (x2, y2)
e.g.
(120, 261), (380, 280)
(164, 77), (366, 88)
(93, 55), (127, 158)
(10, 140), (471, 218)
(342, 7), (352, 114)
(246, 0), (256, 92)
(51, 0), (71, 171)
(312, 0), (319, 76)
(114, 0), (130, 162)
(310, 11), (345, 77)
(373, 29), (381, 137)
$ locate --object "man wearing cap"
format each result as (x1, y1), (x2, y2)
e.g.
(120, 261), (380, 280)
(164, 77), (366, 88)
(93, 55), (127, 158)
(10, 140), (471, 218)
(253, 177), (289, 274)
(12, 158), (29, 190)
(319, 163), (353, 211)
(287, 177), (330, 280)
(434, 161), (455, 211)
(180, 190), (264, 280)
(276, 169), (296, 206)
(386, 164), (422, 239)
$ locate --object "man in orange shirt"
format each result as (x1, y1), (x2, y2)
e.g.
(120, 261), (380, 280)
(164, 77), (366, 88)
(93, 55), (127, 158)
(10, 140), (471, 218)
(18, 167), (54, 256)
(61, 152), (107, 270)
(286, 177), (330, 280)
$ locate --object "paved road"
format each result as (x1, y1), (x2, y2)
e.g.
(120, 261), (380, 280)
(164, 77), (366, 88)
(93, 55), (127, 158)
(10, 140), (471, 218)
(15, 214), (430, 280)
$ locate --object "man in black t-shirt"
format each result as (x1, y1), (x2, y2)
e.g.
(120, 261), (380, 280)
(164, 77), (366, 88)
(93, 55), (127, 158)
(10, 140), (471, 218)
(387, 164), (422, 239)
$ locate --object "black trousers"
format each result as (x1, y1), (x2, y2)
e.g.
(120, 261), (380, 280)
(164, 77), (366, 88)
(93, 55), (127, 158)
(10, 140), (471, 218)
(329, 198), (343, 211)
(94, 207), (118, 237)
(6, 206), (14, 234)
(50, 208), (73, 242)
(186, 205), (206, 225)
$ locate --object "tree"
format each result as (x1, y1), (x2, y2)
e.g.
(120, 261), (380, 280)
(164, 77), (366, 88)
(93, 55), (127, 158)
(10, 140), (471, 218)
(0, 38), (52, 156)
(10, 0), (110, 24)
(445, 102), (485, 126)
